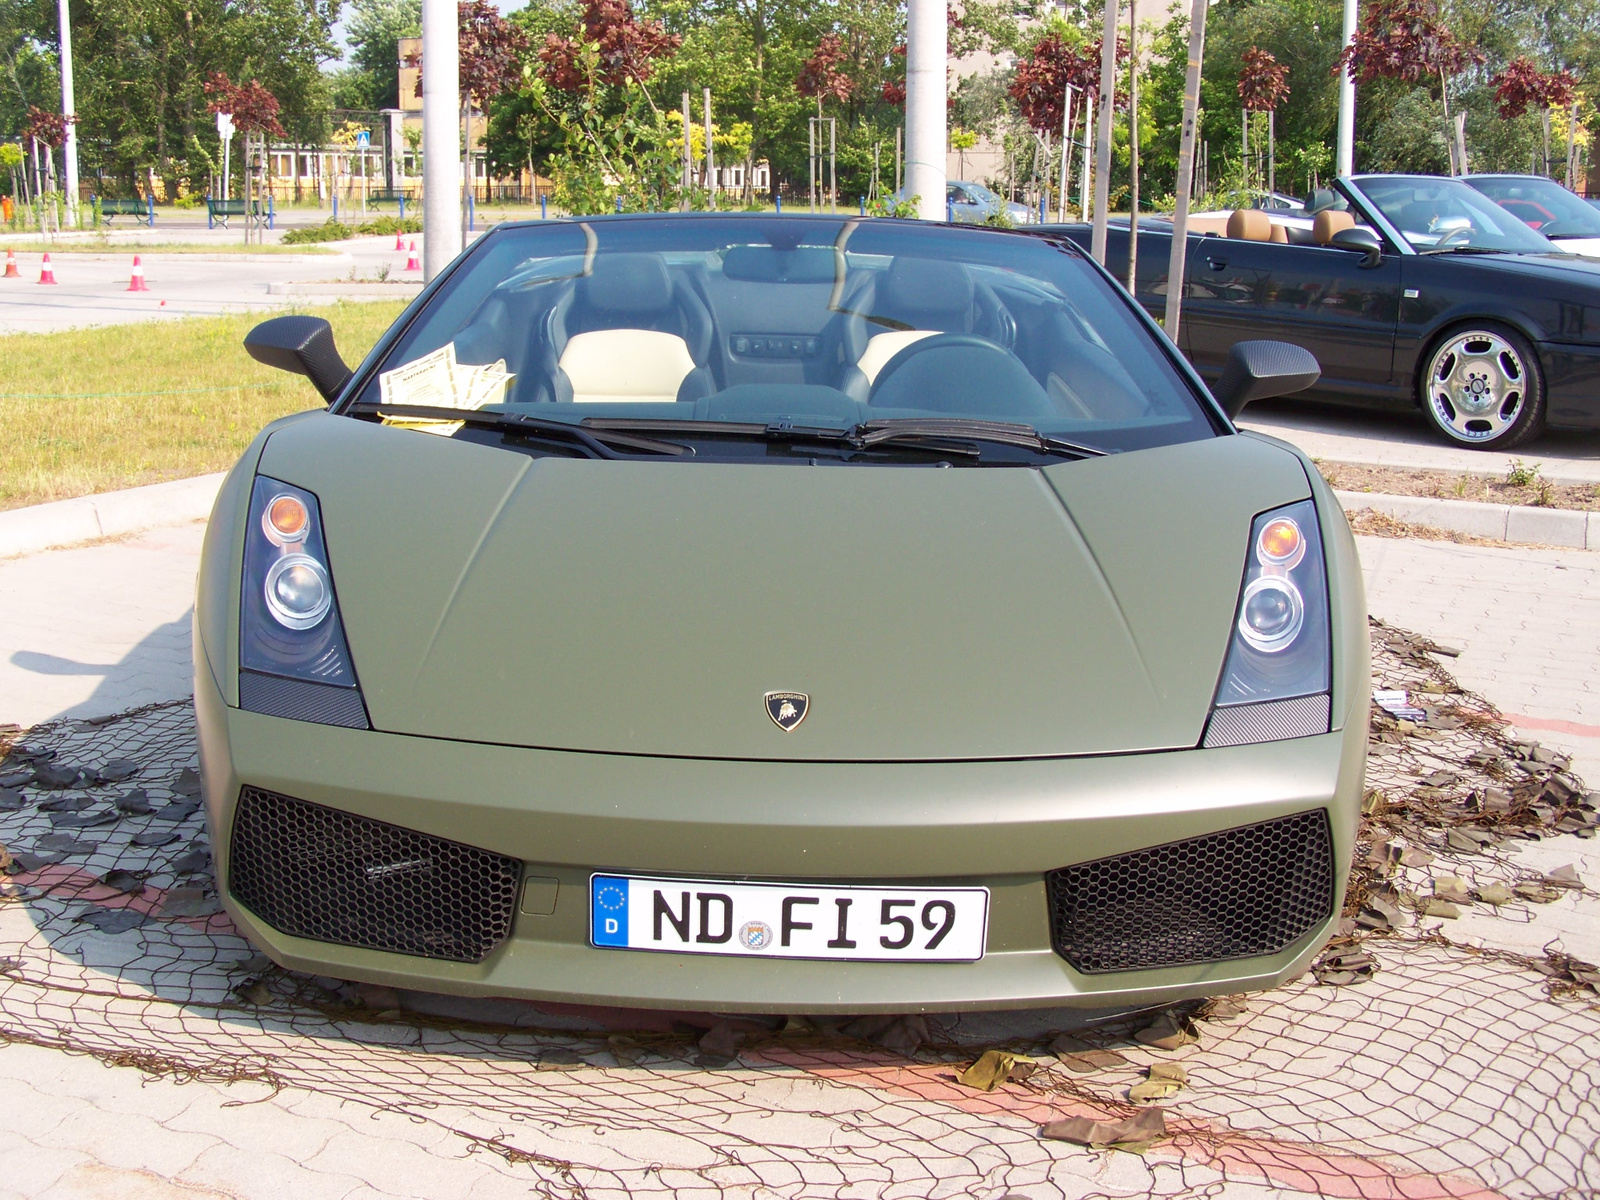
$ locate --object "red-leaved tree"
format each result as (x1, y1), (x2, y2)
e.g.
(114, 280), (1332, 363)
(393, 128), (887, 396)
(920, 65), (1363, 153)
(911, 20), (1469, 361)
(203, 74), (287, 138)
(1238, 47), (1290, 113)
(796, 34), (855, 106)
(23, 105), (72, 149)
(539, 0), (679, 92)
(1008, 33), (1103, 135)
(1491, 58), (1579, 175)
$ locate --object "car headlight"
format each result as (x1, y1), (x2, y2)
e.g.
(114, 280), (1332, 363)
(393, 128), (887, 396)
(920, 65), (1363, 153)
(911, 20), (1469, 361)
(1202, 499), (1331, 747)
(239, 475), (369, 728)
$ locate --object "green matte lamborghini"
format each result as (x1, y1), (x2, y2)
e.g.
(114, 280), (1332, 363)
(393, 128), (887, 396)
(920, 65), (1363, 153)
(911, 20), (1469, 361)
(195, 215), (1367, 1014)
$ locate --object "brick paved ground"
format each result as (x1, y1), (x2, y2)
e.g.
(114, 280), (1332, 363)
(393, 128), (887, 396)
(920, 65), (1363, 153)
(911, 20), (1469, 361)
(1, 519), (1597, 1200)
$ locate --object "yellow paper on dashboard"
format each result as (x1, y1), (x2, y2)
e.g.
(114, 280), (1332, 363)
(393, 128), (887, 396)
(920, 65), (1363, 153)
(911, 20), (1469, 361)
(377, 344), (514, 436)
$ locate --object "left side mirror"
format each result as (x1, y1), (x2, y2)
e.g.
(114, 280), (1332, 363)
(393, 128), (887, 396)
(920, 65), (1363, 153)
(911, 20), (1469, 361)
(244, 315), (353, 404)
(1213, 339), (1321, 419)
(1329, 226), (1383, 268)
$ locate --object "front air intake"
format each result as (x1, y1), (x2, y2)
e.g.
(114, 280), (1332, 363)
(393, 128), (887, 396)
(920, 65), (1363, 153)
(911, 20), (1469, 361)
(1046, 809), (1335, 973)
(228, 787), (522, 963)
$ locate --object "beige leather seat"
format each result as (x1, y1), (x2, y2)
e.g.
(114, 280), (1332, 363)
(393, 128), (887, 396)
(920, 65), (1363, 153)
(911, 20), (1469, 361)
(1226, 208), (1274, 241)
(856, 330), (941, 386)
(559, 330), (697, 403)
(1313, 209), (1356, 245)
(546, 253), (714, 404)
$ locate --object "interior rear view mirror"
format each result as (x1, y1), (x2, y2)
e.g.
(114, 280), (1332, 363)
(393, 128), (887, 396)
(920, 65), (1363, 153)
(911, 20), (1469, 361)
(1329, 226), (1383, 268)
(1213, 340), (1321, 419)
(244, 315), (354, 404)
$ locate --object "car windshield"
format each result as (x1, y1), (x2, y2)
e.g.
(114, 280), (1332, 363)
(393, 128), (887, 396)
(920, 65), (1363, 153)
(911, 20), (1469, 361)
(962, 183), (1000, 204)
(1355, 175), (1559, 253)
(1464, 175), (1600, 239)
(344, 216), (1215, 460)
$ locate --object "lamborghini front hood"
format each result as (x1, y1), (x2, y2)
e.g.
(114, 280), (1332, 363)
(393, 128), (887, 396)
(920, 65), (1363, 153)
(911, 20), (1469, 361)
(256, 415), (1312, 761)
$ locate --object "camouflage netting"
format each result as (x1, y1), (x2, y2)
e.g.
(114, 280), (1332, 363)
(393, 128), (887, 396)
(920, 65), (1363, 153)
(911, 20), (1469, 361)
(0, 618), (1596, 1199)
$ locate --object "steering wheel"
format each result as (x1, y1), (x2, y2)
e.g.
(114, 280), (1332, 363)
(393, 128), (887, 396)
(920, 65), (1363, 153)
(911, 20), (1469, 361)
(1432, 225), (1475, 249)
(868, 332), (1055, 419)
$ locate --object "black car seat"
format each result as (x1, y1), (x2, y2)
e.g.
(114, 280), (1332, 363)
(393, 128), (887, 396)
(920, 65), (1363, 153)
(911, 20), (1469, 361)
(541, 253), (716, 403)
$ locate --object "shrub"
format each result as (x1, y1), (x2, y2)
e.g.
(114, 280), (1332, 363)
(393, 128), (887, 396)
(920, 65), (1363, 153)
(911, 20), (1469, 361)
(282, 219), (354, 244)
(355, 214), (422, 236)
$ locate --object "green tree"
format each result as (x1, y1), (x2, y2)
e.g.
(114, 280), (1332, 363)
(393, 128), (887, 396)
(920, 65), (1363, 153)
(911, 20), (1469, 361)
(345, 0), (419, 110)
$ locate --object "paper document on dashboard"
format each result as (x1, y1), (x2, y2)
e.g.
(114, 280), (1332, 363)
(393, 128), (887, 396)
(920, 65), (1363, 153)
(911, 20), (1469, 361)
(378, 344), (514, 411)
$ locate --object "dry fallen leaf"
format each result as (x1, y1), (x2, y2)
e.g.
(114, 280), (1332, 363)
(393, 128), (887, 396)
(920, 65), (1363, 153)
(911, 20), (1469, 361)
(1432, 875), (1472, 905)
(957, 1049), (1036, 1091)
(1056, 1049), (1128, 1074)
(1475, 883), (1514, 906)
(1422, 899), (1460, 919)
(1040, 1107), (1166, 1150)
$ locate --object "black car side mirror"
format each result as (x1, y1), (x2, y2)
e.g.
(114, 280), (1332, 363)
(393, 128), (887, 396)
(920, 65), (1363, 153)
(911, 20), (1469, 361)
(1329, 226), (1383, 268)
(1213, 340), (1321, 419)
(244, 315), (353, 404)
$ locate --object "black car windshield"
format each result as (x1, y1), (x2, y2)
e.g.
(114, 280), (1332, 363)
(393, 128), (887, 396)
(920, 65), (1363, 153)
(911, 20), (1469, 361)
(1356, 175), (1559, 253)
(1464, 175), (1600, 239)
(343, 216), (1215, 460)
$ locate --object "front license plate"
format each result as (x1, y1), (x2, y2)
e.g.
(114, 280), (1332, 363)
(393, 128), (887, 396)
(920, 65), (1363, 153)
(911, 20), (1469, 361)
(590, 874), (989, 963)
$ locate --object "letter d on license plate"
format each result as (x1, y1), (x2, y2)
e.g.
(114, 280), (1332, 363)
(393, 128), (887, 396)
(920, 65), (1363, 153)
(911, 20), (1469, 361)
(590, 875), (988, 963)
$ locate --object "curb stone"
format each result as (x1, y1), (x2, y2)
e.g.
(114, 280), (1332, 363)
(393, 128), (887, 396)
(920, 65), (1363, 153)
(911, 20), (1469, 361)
(0, 474), (223, 559)
(1335, 489), (1597, 551)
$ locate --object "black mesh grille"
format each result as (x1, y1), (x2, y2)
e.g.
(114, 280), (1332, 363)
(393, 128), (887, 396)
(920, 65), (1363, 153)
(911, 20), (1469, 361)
(1046, 809), (1335, 973)
(228, 787), (522, 963)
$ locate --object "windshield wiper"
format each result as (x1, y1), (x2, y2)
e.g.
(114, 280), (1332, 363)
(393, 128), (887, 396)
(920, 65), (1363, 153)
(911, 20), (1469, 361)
(852, 418), (1106, 459)
(583, 416), (981, 459)
(1418, 245), (1516, 256)
(349, 403), (691, 457)
(586, 416), (1106, 460)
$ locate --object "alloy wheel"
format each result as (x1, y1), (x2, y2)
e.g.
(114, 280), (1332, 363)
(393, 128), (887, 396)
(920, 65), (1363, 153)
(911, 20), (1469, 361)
(1423, 330), (1529, 444)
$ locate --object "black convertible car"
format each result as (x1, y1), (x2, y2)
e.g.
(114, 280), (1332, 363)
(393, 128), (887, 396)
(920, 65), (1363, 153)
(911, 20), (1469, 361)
(1051, 174), (1600, 449)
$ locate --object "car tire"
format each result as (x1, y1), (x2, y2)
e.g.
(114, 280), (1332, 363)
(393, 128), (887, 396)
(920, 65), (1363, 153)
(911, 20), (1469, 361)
(1417, 322), (1546, 450)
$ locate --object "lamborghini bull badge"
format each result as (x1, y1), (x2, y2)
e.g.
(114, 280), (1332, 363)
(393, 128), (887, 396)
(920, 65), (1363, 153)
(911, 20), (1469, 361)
(765, 691), (809, 732)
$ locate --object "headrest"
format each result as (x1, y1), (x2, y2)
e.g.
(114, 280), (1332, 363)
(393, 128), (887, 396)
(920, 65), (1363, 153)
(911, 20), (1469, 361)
(582, 253), (673, 313)
(1226, 209), (1273, 241)
(1313, 209), (1356, 245)
(1269, 221), (1289, 243)
(879, 257), (975, 316)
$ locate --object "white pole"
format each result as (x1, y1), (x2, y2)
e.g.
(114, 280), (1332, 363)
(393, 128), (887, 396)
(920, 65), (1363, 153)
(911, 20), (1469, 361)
(905, 0), (947, 221)
(57, 0), (79, 222)
(1336, 0), (1357, 177)
(1058, 84), (1075, 222)
(1164, 0), (1209, 338)
(422, 0), (461, 280)
(704, 87), (715, 210)
(1090, 0), (1120, 263)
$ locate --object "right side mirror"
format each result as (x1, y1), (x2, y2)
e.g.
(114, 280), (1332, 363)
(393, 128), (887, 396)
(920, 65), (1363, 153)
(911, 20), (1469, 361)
(244, 315), (353, 404)
(1329, 226), (1383, 268)
(1213, 340), (1321, 419)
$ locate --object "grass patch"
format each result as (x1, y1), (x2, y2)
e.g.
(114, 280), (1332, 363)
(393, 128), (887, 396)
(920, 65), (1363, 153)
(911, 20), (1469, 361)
(0, 300), (407, 511)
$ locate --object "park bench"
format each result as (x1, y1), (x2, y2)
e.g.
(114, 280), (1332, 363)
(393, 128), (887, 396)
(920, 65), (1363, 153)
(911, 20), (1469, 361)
(206, 197), (272, 230)
(366, 189), (410, 217)
(97, 197), (154, 226)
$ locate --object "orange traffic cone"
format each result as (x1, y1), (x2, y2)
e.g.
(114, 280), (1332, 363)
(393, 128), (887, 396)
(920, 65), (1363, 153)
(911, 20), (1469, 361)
(38, 252), (56, 284)
(126, 255), (149, 292)
(2, 250), (18, 279)
(394, 232), (405, 251)
(404, 240), (420, 271)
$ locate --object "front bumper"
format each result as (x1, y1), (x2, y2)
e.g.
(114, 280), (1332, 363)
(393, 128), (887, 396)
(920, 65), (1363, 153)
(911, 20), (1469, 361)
(197, 639), (1365, 1015)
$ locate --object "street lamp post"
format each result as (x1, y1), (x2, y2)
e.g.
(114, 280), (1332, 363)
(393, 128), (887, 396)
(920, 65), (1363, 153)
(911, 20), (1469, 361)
(422, 0), (462, 280)
(1337, 0), (1357, 176)
(57, 0), (79, 223)
(904, 0), (946, 221)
